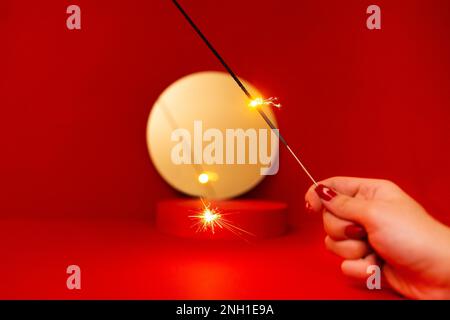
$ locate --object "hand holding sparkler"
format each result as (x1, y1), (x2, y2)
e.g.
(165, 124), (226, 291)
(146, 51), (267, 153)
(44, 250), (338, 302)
(305, 176), (450, 299)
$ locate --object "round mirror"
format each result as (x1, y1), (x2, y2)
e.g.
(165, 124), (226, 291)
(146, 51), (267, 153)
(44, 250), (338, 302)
(146, 71), (278, 199)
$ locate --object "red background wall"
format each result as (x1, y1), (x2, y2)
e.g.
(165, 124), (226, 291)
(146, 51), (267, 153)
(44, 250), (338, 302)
(1, 0), (449, 223)
(0, 0), (449, 299)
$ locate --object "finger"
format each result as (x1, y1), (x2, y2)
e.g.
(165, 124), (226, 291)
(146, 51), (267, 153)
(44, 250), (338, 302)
(315, 185), (374, 226)
(323, 211), (367, 240)
(323, 210), (354, 240)
(324, 236), (371, 260)
(306, 177), (368, 206)
(317, 177), (368, 197)
(341, 253), (378, 279)
(317, 176), (387, 197)
(305, 186), (322, 213)
(305, 176), (384, 213)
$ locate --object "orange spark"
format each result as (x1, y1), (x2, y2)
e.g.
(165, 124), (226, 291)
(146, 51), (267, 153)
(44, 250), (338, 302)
(249, 97), (282, 109)
(189, 199), (222, 234)
(189, 199), (254, 240)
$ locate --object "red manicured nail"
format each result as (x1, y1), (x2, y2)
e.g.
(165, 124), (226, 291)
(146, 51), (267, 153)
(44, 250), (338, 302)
(315, 184), (337, 201)
(345, 224), (367, 239)
(305, 201), (314, 213)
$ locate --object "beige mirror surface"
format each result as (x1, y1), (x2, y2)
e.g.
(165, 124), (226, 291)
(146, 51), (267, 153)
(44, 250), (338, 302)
(146, 71), (278, 200)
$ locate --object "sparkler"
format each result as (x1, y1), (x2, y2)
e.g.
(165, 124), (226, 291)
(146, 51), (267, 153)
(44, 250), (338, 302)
(171, 0), (318, 186)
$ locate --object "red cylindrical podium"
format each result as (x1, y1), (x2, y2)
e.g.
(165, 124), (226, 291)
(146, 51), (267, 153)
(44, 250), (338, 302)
(156, 199), (288, 240)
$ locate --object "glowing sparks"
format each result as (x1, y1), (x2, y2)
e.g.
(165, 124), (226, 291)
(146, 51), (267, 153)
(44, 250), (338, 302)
(189, 199), (254, 240)
(249, 97), (263, 108)
(202, 209), (217, 222)
(189, 200), (222, 234)
(249, 97), (282, 109)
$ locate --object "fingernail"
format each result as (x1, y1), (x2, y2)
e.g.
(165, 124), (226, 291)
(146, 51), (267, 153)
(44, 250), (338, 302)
(315, 184), (337, 201)
(345, 225), (367, 239)
(305, 201), (314, 213)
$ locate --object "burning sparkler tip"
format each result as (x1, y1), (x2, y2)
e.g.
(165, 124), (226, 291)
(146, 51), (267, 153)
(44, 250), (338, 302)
(248, 97), (282, 109)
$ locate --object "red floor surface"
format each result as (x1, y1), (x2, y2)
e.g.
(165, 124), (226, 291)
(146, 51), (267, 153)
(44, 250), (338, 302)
(0, 217), (399, 299)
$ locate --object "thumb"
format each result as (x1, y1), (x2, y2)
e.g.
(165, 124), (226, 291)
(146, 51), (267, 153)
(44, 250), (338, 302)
(315, 184), (372, 226)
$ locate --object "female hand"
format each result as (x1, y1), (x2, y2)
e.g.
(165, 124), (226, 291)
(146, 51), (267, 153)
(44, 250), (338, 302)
(305, 177), (450, 299)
